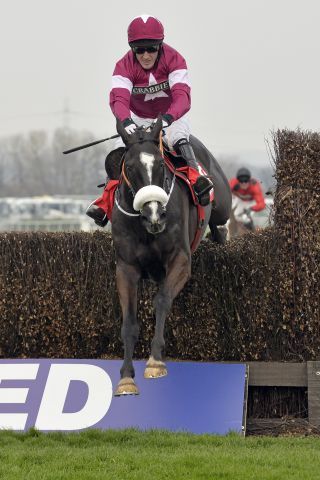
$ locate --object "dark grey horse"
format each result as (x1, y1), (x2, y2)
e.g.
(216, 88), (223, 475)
(111, 117), (231, 395)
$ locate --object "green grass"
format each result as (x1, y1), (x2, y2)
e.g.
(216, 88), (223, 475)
(0, 429), (319, 480)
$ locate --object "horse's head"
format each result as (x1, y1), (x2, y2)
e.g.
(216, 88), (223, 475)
(117, 116), (168, 235)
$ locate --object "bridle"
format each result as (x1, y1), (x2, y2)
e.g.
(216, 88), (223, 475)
(115, 131), (175, 217)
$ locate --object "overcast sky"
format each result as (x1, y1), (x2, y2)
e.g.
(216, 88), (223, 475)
(0, 0), (319, 165)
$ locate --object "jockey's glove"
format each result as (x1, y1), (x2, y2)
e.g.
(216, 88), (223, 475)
(162, 113), (173, 128)
(122, 118), (137, 135)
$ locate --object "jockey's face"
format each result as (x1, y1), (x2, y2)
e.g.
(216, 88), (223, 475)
(239, 181), (250, 190)
(135, 49), (159, 70)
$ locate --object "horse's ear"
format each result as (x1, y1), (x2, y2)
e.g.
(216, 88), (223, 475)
(151, 115), (163, 141)
(116, 118), (129, 144)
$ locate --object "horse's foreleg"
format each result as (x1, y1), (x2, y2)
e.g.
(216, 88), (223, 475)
(145, 252), (191, 379)
(115, 262), (140, 396)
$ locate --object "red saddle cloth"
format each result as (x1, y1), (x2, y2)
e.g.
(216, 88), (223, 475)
(93, 179), (119, 220)
(93, 156), (213, 252)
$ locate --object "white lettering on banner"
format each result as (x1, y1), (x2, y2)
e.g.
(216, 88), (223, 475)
(35, 364), (113, 430)
(0, 364), (39, 430)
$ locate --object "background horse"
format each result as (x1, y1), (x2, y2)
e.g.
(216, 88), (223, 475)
(111, 117), (231, 395)
(227, 204), (255, 239)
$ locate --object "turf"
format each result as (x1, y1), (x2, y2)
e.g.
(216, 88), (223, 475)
(0, 429), (319, 480)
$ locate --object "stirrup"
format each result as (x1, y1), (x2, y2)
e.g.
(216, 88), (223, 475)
(196, 182), (212, 197)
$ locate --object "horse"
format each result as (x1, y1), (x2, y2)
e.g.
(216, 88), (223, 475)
(227, 202), (255, 240)
(110, 116), (232, 395)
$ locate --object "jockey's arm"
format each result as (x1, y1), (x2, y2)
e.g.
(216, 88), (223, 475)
(250, 182), (266, 212)
(109, 81), (132, 121)
(165, 83), (191, 121)
(229, 178), (238, 191)
(164, 51), (191, 122)
(109, 57), (133, 121)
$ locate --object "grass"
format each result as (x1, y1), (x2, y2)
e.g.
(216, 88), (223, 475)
(0, 429), (319, 480)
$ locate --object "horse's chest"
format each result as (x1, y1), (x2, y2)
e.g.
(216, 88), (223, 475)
(137, 247), (167, 281)
(137, 246), (161, 266)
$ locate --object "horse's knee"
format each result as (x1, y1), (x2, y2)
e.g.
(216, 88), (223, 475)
(121, 318), (139, 342)
(153, 292), (171, 314)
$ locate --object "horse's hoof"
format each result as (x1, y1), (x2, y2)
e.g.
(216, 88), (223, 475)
(144, 357), (167, 379)
(114, 377), (139, 396)
(144, 366), (168, 379)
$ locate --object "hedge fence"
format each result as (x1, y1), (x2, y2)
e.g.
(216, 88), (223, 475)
(0, 129), (319, 361)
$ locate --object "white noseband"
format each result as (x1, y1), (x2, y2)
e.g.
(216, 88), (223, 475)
(133, 185), (169, 211)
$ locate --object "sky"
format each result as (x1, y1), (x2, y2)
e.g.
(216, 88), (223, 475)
(0, 0), (319, 166)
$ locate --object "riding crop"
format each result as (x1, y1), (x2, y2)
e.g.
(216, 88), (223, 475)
(63, 134), (120, 154)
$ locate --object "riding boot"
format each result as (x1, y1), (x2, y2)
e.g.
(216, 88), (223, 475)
(174, 139), (213, 206)
(86, 176), (109, 228)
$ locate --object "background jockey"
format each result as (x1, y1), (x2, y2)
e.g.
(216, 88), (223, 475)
(229, 167), (266, 230)
(86, 14), (213, 227)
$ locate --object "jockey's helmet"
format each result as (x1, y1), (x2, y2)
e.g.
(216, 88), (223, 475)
(236, 167), (251, 183)
(128, 15), (164, 46)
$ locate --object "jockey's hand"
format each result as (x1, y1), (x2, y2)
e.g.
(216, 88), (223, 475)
(162, 114), (173, 129)
(122, 118), (137, 135)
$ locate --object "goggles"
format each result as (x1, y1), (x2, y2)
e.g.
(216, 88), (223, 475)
(132, 45), (160, 54)
(238, 177), (250, 183)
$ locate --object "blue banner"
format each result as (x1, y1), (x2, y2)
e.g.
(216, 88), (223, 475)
(0, 360), (246, 434)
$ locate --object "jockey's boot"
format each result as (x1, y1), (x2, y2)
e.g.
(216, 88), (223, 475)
(174, 139), (213, 206)
(86, 203), (109, 227)
(86, 176), (109, 228)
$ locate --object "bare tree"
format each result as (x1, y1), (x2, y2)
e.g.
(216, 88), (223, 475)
(0, 128), (107, 197)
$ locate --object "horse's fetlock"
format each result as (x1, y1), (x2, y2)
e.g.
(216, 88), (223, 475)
(120, 365), (135, 379)
(151, 337), (165, 349)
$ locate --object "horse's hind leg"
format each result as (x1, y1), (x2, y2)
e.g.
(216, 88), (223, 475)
(114, 262), (141, 396)
(209, 222), (228, 244)
(208, 201), (230, 245)
(144, 252), (191, 379)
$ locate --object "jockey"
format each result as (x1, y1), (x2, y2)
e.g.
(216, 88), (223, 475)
(229, 167), (266, 229)
(86, 14), (213, 227)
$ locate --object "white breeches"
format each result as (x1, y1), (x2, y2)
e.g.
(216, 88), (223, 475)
(232, 196), (256, 222)
(107, 112), (191, 154)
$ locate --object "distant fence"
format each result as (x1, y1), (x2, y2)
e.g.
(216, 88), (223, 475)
(0, 195), (102, 232)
